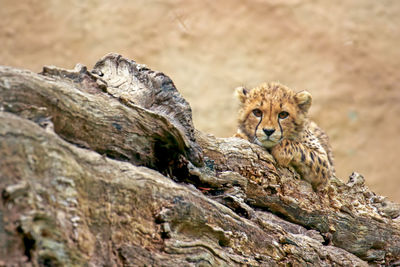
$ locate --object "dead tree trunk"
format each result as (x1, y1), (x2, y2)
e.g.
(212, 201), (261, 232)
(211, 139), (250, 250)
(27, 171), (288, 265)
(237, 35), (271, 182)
(0, 53), (399, 266)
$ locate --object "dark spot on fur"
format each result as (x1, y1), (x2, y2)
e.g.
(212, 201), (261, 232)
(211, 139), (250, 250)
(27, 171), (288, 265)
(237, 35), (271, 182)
(316, 166), (320, 174)
(321, 170), (326, 178)
(310, 152), (315, 162)
(319, 160), (326, 167)
(301, 151), (306, 162)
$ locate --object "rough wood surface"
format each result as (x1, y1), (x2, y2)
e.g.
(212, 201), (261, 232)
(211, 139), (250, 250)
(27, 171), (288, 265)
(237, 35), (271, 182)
(0, 54), (399, 266)
(0, 58), (201, 170)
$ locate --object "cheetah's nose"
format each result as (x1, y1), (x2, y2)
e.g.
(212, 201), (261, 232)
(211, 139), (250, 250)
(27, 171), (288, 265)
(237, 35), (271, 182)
(263, 128), (275, 137)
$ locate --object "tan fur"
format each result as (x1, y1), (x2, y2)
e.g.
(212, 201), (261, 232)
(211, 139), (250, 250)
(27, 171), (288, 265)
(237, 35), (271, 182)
(235, 82), (335, 190)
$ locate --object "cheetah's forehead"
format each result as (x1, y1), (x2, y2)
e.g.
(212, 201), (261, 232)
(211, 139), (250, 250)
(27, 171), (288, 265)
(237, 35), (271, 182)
(248, 83), (296, 104)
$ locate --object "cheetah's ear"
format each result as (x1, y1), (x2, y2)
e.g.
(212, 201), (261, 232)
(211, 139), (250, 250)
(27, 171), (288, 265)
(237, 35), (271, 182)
(235, 86), (249, 104)
(295, 91), (312, 113)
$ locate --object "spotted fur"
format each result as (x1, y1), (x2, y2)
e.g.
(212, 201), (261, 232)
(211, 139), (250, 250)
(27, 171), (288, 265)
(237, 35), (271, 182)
(235, 82), (335, 190)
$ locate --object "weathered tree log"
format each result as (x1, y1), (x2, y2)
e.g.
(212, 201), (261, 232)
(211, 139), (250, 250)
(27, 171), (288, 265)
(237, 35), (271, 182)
(0, 54), (399, 266)
(196, 134), (400, 263)
(0, 58), (201, 171)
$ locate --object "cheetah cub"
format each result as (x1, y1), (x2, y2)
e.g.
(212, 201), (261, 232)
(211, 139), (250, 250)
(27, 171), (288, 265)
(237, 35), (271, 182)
(235, 82), (335, 190)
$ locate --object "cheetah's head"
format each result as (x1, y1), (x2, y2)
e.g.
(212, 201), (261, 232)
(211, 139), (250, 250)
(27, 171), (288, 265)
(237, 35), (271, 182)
(236, 82), (312, 148)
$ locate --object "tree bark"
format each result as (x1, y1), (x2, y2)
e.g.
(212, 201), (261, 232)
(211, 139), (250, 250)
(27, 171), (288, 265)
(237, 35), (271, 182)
(0, 54), (399, 266)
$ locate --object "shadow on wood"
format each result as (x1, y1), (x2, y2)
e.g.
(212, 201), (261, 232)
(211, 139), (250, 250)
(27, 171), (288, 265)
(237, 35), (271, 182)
(0, 53), (399, 266)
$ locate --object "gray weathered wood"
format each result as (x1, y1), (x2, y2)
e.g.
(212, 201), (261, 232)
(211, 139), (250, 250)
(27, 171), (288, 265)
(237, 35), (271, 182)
(1, 55), (399, 266)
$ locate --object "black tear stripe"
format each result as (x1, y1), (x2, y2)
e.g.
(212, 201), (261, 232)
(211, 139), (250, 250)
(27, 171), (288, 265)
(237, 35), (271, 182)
(254, 114), (263, 138)
(310, 151), (315, 162)
(277, 118), (284, 139)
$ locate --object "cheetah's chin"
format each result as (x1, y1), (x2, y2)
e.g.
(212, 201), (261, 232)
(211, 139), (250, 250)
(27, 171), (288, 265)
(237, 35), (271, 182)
(255, 138), (278, 149)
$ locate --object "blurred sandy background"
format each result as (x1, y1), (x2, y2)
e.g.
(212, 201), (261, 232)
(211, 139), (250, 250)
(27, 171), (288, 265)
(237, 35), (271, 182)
(1, 0), (399, 201)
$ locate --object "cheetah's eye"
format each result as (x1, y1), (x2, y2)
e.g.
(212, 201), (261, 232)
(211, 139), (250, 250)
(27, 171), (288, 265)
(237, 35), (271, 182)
(278, 111), (289, 119)
(252, 108), (263, 117)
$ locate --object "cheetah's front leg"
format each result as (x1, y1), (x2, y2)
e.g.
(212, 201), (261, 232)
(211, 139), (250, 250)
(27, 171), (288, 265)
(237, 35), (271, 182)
(270, 139), (330, 191)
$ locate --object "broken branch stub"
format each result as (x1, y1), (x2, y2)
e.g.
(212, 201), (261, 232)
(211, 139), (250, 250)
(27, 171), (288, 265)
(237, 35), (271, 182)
(91, 53), (203, 166)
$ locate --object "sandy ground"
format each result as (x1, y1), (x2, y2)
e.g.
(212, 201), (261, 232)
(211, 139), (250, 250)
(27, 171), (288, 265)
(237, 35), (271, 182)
(1, 0), (400, 201)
